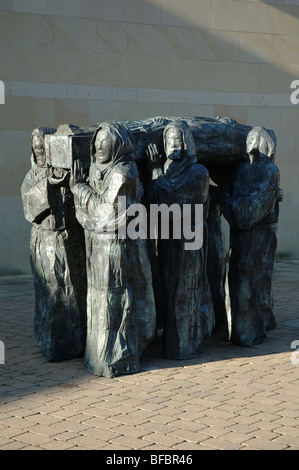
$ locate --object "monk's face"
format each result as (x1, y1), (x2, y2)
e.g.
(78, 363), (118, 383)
(165, 128), (183, 160)
(95, 130), (113, 164)
(32, 135), (45, 166)
(246, 131), (259, 156)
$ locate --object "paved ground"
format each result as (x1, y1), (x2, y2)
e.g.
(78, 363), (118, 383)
(0, 261), (299, 451)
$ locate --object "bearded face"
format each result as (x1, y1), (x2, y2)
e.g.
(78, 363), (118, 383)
(165, 128), (183, 160)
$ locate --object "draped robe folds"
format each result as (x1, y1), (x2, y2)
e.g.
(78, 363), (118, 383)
(21, 158), (87, 362)
(223, 160), (280, 346)
(207, 185), (228, 339)
(153, 124), (215, 360)
(72, 145), (156, 378)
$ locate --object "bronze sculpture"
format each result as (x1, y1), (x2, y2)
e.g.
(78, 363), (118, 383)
(21, 117), (281, 375)
(70, 121), (156, 377)
(21, 127), (87, 362)
(223, 127), (281, 346)
(148, 120), (215, 359)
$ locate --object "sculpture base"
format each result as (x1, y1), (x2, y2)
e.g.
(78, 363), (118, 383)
(231, 333), (267, 347)
(83, 355), (141, 378)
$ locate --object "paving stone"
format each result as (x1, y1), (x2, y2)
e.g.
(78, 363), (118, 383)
(42, 440), (75, 450)
(13, 431), (54, 446)
(142, 431), (185, 447)
(81, 427), (122, 441)
(272, 435), (299, 448)
(112, 424), (153, 439)
(167, 428), (213, 444)
(171, 441), (211, 450)
(0, 440), (30, 450)
(65, 435), (108, 450)
(242, 436), (289, 450)
(79, 417), (119, 431)
(198, 436), (245, 450)
(109, 434), (150, 450)
(1, 271), (299, 450)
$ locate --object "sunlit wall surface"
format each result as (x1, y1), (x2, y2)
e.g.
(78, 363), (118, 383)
(1, 0), (299, 273)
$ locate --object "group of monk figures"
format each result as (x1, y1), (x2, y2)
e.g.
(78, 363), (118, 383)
(21, 116), (282, 378)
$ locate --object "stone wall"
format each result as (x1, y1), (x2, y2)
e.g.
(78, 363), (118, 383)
(1, 0), (299, 273)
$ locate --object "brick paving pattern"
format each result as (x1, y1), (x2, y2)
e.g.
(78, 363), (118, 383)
(0, 262), (299, 450)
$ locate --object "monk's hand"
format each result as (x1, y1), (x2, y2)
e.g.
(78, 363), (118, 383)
(70, 160), (85, 191)
(146, 143), (162, 170)
(48, 167), (69, 186)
